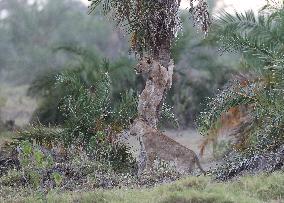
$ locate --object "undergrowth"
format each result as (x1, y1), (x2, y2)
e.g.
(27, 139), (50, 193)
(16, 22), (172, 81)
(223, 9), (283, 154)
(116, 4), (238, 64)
(197, 0), (284, 179)
(1, 172), (283, 203)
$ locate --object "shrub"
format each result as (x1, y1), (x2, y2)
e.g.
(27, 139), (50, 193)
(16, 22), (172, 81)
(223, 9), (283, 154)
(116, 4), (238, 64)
(22, 54), (179, 171)
(18, 141), (63, 189)
(28, 47), (137, 126)
(198, 1), (284, 178)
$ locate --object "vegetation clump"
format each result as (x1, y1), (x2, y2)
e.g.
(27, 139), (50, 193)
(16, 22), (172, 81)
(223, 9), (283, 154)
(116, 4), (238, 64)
(198, 0), (284, 179)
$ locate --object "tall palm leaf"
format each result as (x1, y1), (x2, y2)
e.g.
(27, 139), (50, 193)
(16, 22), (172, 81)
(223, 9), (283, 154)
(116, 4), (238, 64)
(199, 1), (284, 156)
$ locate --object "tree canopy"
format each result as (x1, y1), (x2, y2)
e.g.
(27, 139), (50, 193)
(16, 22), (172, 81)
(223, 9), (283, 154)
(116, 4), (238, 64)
(89, 0), (211, 62)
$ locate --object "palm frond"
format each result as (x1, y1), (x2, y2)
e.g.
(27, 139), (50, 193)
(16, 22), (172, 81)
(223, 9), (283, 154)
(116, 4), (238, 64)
(213, 8), (284, 67)
(88, 0), (211, 57)
(199, 1), (284, 157)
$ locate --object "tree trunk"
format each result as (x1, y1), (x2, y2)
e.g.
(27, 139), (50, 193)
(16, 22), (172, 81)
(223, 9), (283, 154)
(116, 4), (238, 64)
(135, 41), (173, 129)
(129, 0), (181, 175)
(130, 40), (174, 174)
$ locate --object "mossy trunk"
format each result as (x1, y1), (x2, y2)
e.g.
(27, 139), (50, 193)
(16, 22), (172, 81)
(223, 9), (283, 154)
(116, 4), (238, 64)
(130, 40), (174, 174)
(135, 42), (173, 129)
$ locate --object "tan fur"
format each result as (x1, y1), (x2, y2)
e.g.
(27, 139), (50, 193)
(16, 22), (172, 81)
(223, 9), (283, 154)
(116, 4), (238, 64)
(130, 119), (205, 174)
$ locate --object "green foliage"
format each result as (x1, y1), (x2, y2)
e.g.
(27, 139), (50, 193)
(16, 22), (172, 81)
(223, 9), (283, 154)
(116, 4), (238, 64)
(16, 126), (61, 148)
(54, 69), (137, 146)
(159, 103), (179, 128)
(0, 169), (23, 187)
(28, 70), (66, 125)
(198, 1), (284, 157)
(16, 141), (62, 189)
(22, 64), (138, 171)
(29, 45), (179, 129)
(89, 0), (210, 57)
(52, 172), (63, 188)
(56, 70), (112, 146)
(29, 46), (137, 125)
(212, 0), (284, 72)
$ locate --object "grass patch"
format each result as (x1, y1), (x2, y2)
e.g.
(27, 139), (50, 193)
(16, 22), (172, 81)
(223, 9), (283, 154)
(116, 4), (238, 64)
(1, 172), (283, 203)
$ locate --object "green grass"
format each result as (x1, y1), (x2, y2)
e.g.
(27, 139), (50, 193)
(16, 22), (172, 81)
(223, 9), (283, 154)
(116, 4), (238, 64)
(1, 172), (283, 203)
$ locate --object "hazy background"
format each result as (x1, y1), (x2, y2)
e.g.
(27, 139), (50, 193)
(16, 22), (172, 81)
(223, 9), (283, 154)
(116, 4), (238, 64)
(0, 0), (262, 127)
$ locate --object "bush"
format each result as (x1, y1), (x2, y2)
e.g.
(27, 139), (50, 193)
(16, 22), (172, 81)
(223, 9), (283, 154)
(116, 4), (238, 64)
(198, 2), (284, 178)
(20, 70), (138, 172)
(28, 47), (137, 126)
(1, 140), (191, 197)
(18, 141), (63, 189)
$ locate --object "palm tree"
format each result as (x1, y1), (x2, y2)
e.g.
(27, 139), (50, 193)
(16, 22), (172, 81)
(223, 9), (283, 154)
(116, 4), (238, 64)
(199, 0), (284, 156)
(88, 0), (211, 132)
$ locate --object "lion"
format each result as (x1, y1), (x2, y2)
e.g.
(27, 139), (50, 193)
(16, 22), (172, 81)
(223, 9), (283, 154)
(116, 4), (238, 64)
(130, 119), (205, 175)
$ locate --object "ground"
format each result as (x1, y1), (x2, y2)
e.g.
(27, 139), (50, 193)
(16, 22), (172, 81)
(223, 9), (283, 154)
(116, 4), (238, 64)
(2, 172), (283, 203)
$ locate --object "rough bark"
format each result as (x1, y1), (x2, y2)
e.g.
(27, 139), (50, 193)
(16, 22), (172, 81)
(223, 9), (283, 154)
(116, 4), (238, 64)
(131, 46), (174, 174)
(135, 57), (174, 129)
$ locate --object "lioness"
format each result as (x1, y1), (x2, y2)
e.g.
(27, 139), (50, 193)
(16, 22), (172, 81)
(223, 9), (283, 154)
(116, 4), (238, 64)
(130, 119), (205, 175)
